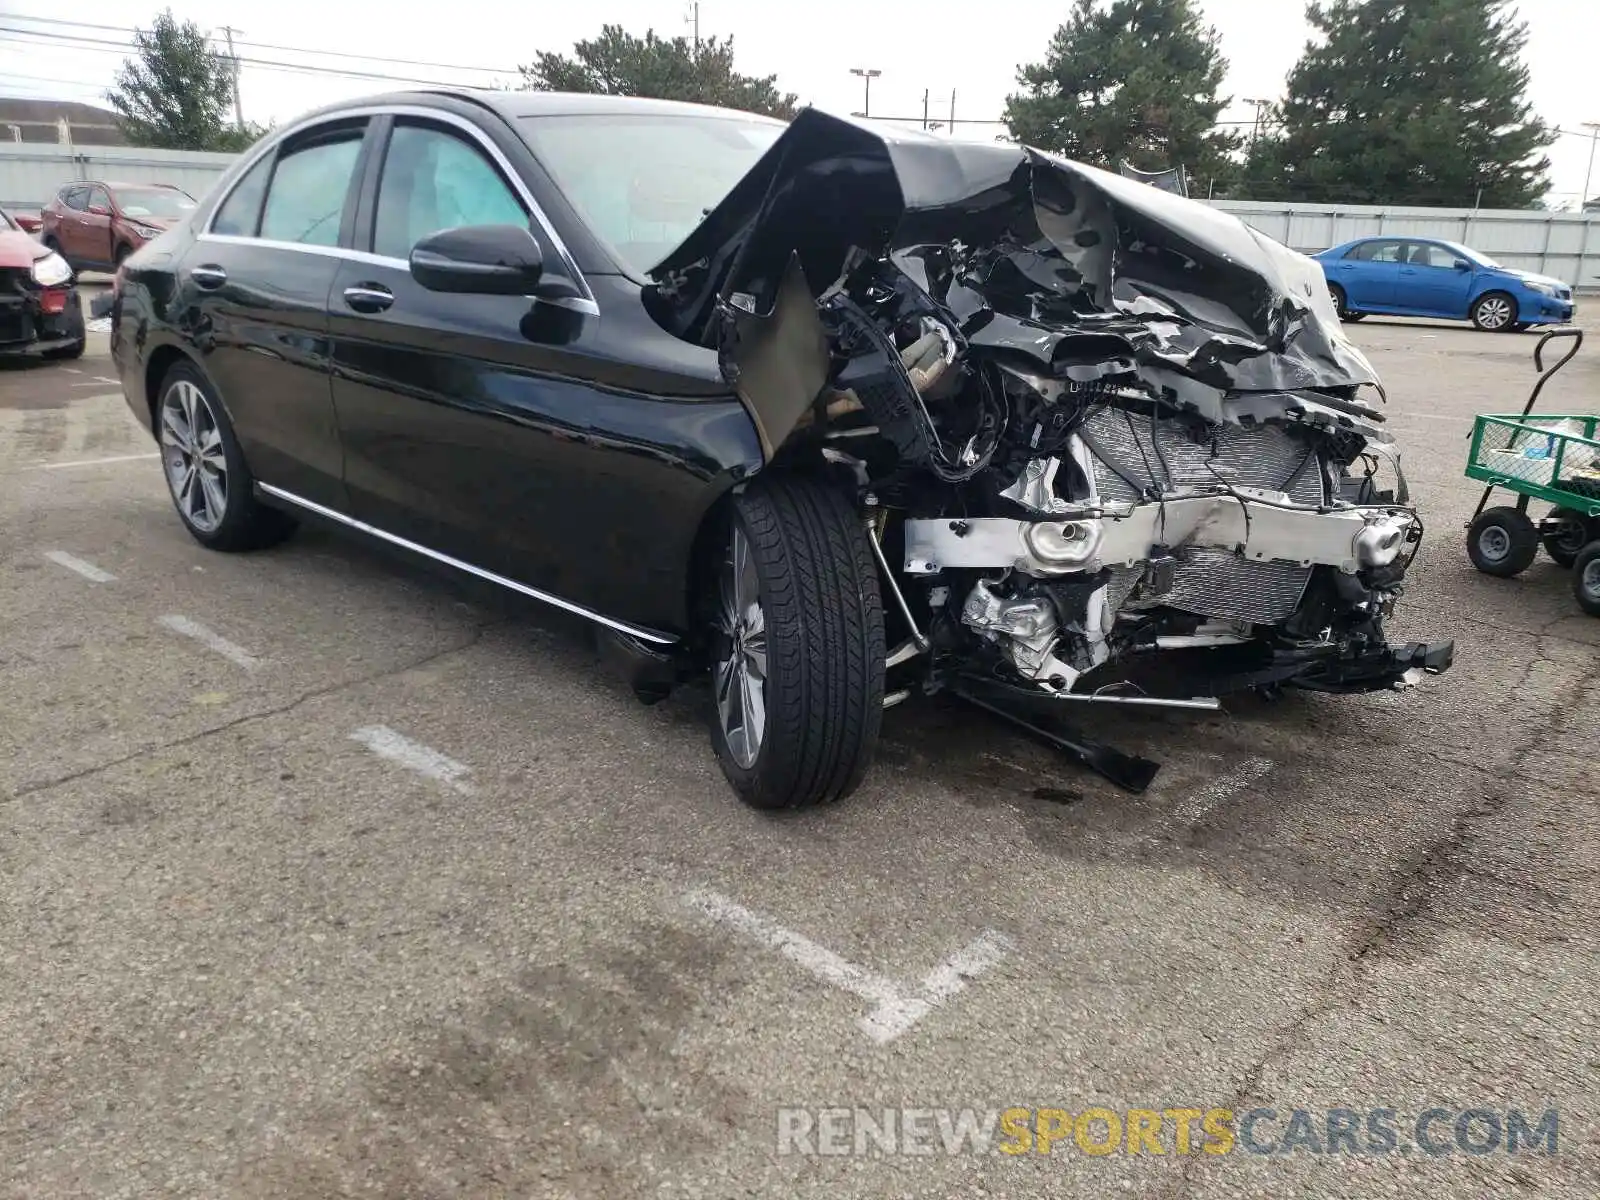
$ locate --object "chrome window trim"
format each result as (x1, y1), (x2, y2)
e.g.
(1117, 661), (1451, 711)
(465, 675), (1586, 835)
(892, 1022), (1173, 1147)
(256, 483), (678, 646)
(198, 102), (601, 316)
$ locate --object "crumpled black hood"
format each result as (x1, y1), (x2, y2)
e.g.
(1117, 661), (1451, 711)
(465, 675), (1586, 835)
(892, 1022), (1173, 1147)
(649, 108), (1381, 402)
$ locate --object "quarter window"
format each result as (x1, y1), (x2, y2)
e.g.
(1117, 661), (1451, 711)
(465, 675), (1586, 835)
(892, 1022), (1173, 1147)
(372, 123), (527, 260)
(259, 131), (365, 247)
(211, 154), (274, 237)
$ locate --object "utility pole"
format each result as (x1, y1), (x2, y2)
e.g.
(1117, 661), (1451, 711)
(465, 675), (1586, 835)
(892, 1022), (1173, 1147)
(1243, 97), (1270, 150)
(221, 25), (244, 129)
(1582, 122), (1600, 212)
(922, 88), (929, 131)
(949, 89), (956, 131)
(685, 3), (700, 57)
(850, 67), (881, 117)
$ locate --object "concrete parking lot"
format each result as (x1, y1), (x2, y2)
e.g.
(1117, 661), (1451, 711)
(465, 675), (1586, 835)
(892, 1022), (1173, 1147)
(2, 295), (1597, 1198)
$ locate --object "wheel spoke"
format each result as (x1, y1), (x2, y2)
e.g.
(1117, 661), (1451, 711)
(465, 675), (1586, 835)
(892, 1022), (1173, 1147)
(160, 408), (192, 451)
(739, 661), (765, 754)
(176, 465), (198, 516)
(199, 469), (226, 527)
(198, 427), (225, 468)
(743, 628), (767, 681)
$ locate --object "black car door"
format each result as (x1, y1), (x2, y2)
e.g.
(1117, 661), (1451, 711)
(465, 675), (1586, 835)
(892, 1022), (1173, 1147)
(178, 117), (371, 510)
(329, 111), (742, 629)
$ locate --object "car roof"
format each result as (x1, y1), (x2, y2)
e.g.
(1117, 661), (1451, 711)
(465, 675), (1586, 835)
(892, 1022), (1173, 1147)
(284, 86), (787, 129)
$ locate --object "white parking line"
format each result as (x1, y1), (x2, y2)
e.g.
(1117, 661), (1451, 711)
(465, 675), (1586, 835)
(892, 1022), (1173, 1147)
(685, 888), (1012, 1044)
(157, 614), (261, 671)
(43, 549), (116, 583)
(33, 452), (159, 470)
(1175, 755), (1274, 822)
(349, 725), (476, 794)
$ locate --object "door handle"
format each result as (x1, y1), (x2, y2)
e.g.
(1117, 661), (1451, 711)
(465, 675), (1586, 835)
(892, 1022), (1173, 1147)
(189, 264), (227, 289)
(342, 284), (394, 314)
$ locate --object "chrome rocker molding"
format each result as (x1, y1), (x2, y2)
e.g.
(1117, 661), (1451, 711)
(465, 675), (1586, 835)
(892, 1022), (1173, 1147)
(256, 483), (678, 645)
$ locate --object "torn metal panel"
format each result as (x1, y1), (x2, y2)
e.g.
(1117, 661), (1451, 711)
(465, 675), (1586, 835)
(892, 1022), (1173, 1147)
(645, 106), (1450, 712)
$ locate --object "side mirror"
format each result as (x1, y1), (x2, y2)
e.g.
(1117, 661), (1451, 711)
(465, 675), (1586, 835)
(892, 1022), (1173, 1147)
(1453, 258), (1471, 271)
(409, 224), (545, 296)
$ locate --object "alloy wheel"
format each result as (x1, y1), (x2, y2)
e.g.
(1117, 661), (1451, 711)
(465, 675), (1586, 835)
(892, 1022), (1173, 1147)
(160, 379), (228, 533)
(713, 525), (768, 770)
(1476, 297), (1513, 330)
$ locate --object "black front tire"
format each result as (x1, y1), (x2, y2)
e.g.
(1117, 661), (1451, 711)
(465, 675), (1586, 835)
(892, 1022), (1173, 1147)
(1467, 506), (1539, 577)
(707, 474), (885, 810)
(156, 361), (296, 552)
(1542, 508), (1596, 569)
(1573, 541), (1600, 617)
(1328, 283), (1363, 322)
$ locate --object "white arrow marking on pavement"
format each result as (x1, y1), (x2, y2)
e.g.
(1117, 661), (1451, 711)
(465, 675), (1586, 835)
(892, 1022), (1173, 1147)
(685, 888), (1012, 1044)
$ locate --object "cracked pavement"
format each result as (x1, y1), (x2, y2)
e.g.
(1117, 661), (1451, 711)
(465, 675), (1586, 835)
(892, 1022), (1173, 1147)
(1, 307), (1597, 1198)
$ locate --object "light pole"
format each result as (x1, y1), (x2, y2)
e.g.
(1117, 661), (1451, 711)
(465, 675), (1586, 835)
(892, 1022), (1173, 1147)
(1243, 97), (1271, 150)
(1582, 122), (1600, 211)
(850, 67), (881, 117)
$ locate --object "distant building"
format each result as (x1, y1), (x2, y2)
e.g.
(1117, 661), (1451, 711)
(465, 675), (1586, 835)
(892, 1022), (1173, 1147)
(0, 97), (126, 147)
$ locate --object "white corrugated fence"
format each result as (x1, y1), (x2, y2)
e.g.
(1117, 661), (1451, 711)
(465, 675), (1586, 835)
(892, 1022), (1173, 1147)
(4, 141), (1598, 291)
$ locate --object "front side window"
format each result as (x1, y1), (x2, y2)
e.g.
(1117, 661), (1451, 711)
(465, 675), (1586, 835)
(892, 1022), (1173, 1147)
(372, 123), (527, 260)
(62, 187), (87, 212)
(259, 131), (364, 247)
(518, 112), (785, 273)
(87, 186), (111, 214)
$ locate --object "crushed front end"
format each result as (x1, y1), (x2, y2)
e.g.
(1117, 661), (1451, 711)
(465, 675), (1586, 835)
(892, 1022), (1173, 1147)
(649, 110), (1452, 763)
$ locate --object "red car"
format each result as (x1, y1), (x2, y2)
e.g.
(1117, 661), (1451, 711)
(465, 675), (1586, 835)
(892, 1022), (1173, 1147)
(0, 206), (83, 359)
(40, 180), (195, 272)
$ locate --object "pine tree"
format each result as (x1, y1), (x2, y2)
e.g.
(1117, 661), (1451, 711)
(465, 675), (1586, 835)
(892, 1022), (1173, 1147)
(1248, 0), (1553, 207)
(520, 26), (797, 120)
(1004, 0), (1241, 188)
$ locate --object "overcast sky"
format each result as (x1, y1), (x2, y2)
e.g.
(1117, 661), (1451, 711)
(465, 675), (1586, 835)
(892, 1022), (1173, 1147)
(2, 0), (1596, 206)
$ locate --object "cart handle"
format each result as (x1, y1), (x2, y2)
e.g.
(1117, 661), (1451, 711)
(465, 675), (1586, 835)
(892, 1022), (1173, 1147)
(1523, 327), (1583, 418)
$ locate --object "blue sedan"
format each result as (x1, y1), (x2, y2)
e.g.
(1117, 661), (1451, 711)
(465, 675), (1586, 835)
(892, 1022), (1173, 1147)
(1313, 237), (1575, 332)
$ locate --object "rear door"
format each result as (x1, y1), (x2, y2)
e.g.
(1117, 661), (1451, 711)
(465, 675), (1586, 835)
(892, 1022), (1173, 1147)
(82, 185), (115, 266)
(178, 116), (373, 508)
(55, 186), (88, 262)
(1396, 241), (1475, 316)
(1337, 238), (1406, 309)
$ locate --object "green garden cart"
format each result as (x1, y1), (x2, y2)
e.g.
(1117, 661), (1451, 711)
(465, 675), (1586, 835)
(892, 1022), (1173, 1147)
(1464, 327), (1600, 615)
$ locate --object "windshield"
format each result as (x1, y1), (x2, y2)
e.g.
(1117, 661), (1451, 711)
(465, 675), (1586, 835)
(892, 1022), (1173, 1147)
(114, 187), (197, 220)
(1442, 241), (1501, 269)
(518, 112), (785, 274)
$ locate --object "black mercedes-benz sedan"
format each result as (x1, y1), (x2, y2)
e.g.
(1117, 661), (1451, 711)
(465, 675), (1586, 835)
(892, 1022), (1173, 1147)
(112, 89), (1450, 810)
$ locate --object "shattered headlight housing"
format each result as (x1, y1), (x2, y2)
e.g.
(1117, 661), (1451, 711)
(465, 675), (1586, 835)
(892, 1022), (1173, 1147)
(31, 251), (71, 288)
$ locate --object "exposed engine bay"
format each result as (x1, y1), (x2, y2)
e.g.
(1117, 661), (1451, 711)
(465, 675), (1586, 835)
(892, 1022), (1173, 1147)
(648, 110), (1453, 774)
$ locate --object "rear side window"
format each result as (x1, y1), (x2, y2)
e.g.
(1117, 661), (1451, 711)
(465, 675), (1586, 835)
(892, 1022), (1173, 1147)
(212, 154), (273, 237)
(259, 131), (365, 247)
(1348, 240), (1403, 263)
(372, 122), (527, 260)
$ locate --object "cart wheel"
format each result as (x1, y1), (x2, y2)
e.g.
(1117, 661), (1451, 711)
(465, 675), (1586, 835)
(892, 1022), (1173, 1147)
(1467, 506), (1540, 577)
(1542, 508), (1596, 569)
(1573, 540), (1600, 617)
